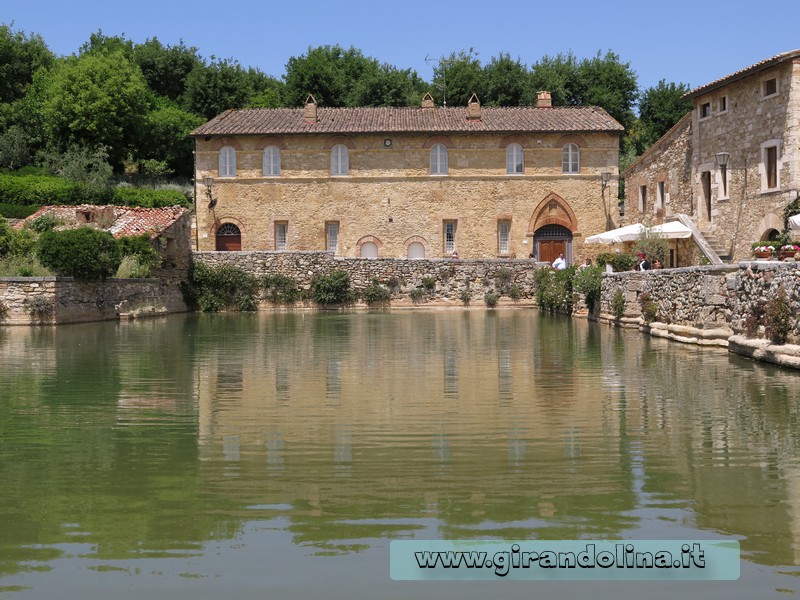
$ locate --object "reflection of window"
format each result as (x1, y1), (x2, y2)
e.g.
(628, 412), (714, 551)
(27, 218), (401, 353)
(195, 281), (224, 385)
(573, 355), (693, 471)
(275, 222), (287, 251)
(331, 144), (349, 176)
(263, 146), (280, 176)
(444, 220), (457, 254)
(562, 143), (579, 173)
(326, 221), (339, 252)
(498, 221), (511, 254)
(219, 146), (236, 177)
(506, 144), (523, 174)
(430, 143), (448, 175)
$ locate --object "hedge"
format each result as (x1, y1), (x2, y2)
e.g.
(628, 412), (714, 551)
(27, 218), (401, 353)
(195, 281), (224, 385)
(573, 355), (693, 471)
(0, 174), (190, 208)
(37, 227), (122, 279)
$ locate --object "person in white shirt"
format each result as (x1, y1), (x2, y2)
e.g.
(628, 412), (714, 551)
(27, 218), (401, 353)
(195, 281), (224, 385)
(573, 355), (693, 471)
(552, 253), (567, 270)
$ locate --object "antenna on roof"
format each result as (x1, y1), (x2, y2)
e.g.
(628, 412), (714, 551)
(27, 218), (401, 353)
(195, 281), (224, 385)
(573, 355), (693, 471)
(425, 54), (454, 106)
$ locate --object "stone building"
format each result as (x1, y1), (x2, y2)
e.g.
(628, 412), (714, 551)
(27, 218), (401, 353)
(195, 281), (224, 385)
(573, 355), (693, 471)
(624, 49), (800, 262)
(191, 93), (623, 264)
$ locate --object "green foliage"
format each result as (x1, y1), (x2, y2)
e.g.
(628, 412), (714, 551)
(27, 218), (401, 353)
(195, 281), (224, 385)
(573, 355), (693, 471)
(409, 288), (425, 304)
(765, 286), (792, 345)
(0, 23), (55, 105)
(0, 254), (52, 277)
(534, 265), (575, 313)
(596, 251), (638, 272)
(421, 276), (436, 292)
(482, 53), (528, 106)
(9, 226), (35, 256)
(118, 234), (161, 274)
(115, 255), (151, 278)
(573, 264), (603, 312)
(37, 227), (122, 279)
(744, 303), (765, 338)
(612, 289), (626, 319)
(191, 262), (259, 311)
(0, 125), (32, 169)
(131, 37), (200, 102)
(636, 80), (692, 152)
(361, 279), (392, 305)
(484, 291), (500, 307)
(141, 102), (204, 178)
(0, 216), (13, 255)
(638, 291), (658, 323)
(0, 202), (39, 218)
(113, 186), (190, 207)
(262, 273), (300, 305)
(432, 49), (483, 107)
(508, 284), (522, 301)
(632, 234), (669, 264)
(39, 51), (153, 168)
(38, 143), (114, 186)
(459, 289), (471, 305)
(27, 213), (60, 233)
(311, 269), (353, 306)
(494, 267), (513, 294)
(182, 57), (255, 119)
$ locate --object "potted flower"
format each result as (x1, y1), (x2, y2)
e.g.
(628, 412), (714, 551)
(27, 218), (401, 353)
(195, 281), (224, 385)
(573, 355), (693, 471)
(779, 244), (800, 259)
(752, 244), (776, 259)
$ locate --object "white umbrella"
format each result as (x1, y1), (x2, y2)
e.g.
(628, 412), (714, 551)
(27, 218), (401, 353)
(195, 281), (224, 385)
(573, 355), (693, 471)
(584, 222), (692, 244)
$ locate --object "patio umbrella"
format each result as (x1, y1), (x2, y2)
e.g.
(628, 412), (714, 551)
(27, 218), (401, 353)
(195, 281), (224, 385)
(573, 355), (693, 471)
(789, 214), (800, 231)
(584, 222), (692, 244)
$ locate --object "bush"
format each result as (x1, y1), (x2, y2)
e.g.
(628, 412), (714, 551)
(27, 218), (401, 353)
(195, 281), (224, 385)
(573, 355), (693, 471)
(744, 304), (765, 338)
(361, 279), (392, 305)
(638, 291), (658, 323)
(573, 264), (603, 312)
(534, 265), (574, 313)
(115, 255), (151, 278)
(596, 251), (638, 272)
(459, 290), (471, 306)
(508, 284), (522, 301)
(764, 285), (792, 345)
(484, 291), (500, 307)
(113, 186), (190, 208)
(263, 273), (300, 305)
(311, 270), (353, 306)
(409, 288), (425, 304)
(495, 268), (512, 293)
(0, 255), (52, 277)
(0, 203), (40, 218)
(632, 235), (669, 264)
(27, 213), (61, 233)
(37, 227), (121, 279)
(421, 276), (436, 293)
(191, 262), (260, 311)
(612, 289), (626, 319)
(118, 235), (161, 274)
(0, 218), (13, 256)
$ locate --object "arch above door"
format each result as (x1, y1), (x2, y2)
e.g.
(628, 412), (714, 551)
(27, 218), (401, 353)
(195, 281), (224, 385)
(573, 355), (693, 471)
(528, 192), (577, 235)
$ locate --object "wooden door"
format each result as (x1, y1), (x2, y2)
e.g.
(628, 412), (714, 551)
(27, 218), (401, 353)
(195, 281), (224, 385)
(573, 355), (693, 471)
(539, 240), (565, 264)
(215, 223), (242, 251)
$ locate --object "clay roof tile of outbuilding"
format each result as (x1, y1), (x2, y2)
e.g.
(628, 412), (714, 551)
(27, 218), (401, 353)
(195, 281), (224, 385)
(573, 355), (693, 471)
(191, 105), (624, 137)
(16, 205), (186, 239)
(684, 49), (800, 99)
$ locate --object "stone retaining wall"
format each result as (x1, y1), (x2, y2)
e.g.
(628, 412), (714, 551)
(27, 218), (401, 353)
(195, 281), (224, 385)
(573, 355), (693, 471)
(193, 251), (542, 306)
(0, 277), (187, 325)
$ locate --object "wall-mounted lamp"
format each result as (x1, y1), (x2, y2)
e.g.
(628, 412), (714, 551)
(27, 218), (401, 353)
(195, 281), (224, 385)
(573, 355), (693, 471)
(203, 176), (216, 209)
(715, 152), (730, 197)
(714, 152), (730, 168)
(601, 171), (611, 191)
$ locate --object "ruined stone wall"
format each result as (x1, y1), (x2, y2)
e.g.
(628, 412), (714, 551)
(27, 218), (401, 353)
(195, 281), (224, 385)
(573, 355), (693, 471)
(193, 131), (620, 265)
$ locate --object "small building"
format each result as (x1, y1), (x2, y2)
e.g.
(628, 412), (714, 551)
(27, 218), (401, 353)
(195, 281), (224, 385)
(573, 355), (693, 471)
(191, 93), (623, 265)
(624, 49), (800, 262)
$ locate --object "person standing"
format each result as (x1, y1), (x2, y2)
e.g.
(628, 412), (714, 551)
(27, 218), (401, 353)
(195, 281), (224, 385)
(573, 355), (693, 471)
(637, 252), (651, 271)
(552, 253), (567, 270)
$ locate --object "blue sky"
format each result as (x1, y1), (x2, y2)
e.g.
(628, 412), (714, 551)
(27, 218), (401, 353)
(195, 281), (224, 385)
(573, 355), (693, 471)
(5, 0), (800, 100)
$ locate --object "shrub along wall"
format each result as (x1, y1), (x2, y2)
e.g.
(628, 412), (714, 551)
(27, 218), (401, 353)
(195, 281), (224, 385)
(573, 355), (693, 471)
(192, 251), (541, 306)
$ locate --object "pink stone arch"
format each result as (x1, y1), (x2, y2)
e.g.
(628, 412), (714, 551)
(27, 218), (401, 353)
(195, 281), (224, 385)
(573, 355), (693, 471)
(403, 235), (431, 258)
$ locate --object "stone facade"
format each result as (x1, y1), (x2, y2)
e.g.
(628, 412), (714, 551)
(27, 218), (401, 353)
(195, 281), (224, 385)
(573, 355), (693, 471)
(192, 96), (623, 267)
(193, 251), (542, 306)
(624, 51), (800, 263)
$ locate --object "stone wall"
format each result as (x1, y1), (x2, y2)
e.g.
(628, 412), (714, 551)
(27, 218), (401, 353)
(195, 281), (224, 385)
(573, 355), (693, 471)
(0, 277), (187, 325)
(598, 261), (800, 366)
(193, 251), (542, 306)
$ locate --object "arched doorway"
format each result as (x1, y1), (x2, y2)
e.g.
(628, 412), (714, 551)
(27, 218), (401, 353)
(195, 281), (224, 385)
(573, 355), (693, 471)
(534, 224), (573, 264)
(215, 223), (242, 251)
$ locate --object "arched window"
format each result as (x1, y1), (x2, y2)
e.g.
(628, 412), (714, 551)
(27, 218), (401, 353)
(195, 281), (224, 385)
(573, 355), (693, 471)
(360, 241), (378, 258)
(407, 242), (425, 259)
(331, 144), (349, 176)
(562, 143), (579, 174)
(506, 143), (524, 174)
(215, 223), (241, 251)
(263, 146), (280, 177)
(219, 146), (236, 177)
(430, 143), (448, 175)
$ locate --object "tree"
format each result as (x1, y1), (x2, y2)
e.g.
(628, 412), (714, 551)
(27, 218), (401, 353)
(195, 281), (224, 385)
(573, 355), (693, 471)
(431, 49), (483, 106)
(132, 37), (200, 102)
(39, 51), (153, 169)
(637, 79), (692, 151)
(38, 143), (114, 187)
(0, 23), (55, 105)
(142, 100), (204, 178)
(182, 57), (254, 119)
(37, 227), (122, 279)
(577, 51), (638, 131)
(0, 124), (32, 169)
(529, 52), (583, 107)
(78, 30), (133, 57)
(350, 64), (425, 107)
(481, 53), (528, 106)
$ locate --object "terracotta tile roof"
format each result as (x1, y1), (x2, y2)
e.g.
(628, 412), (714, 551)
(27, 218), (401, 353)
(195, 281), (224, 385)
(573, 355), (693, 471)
(685, 49), (800, 99)
(16, 205), (186, 239)
(191, 105), (624, 136)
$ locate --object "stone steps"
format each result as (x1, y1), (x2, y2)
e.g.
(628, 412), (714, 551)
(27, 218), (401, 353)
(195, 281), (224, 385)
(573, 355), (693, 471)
(700, 231), (734, 263)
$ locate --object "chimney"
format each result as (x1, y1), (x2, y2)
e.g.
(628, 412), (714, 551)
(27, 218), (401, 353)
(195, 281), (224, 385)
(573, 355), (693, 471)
(304, 94), (318, 123)
(536, 91), (552, 109)
(421, 92), (435, 108)
(466, 93), (481, 120)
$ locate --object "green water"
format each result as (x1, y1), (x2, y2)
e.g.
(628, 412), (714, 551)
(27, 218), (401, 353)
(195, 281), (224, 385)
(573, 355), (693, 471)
(1, 311), (799, 598)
